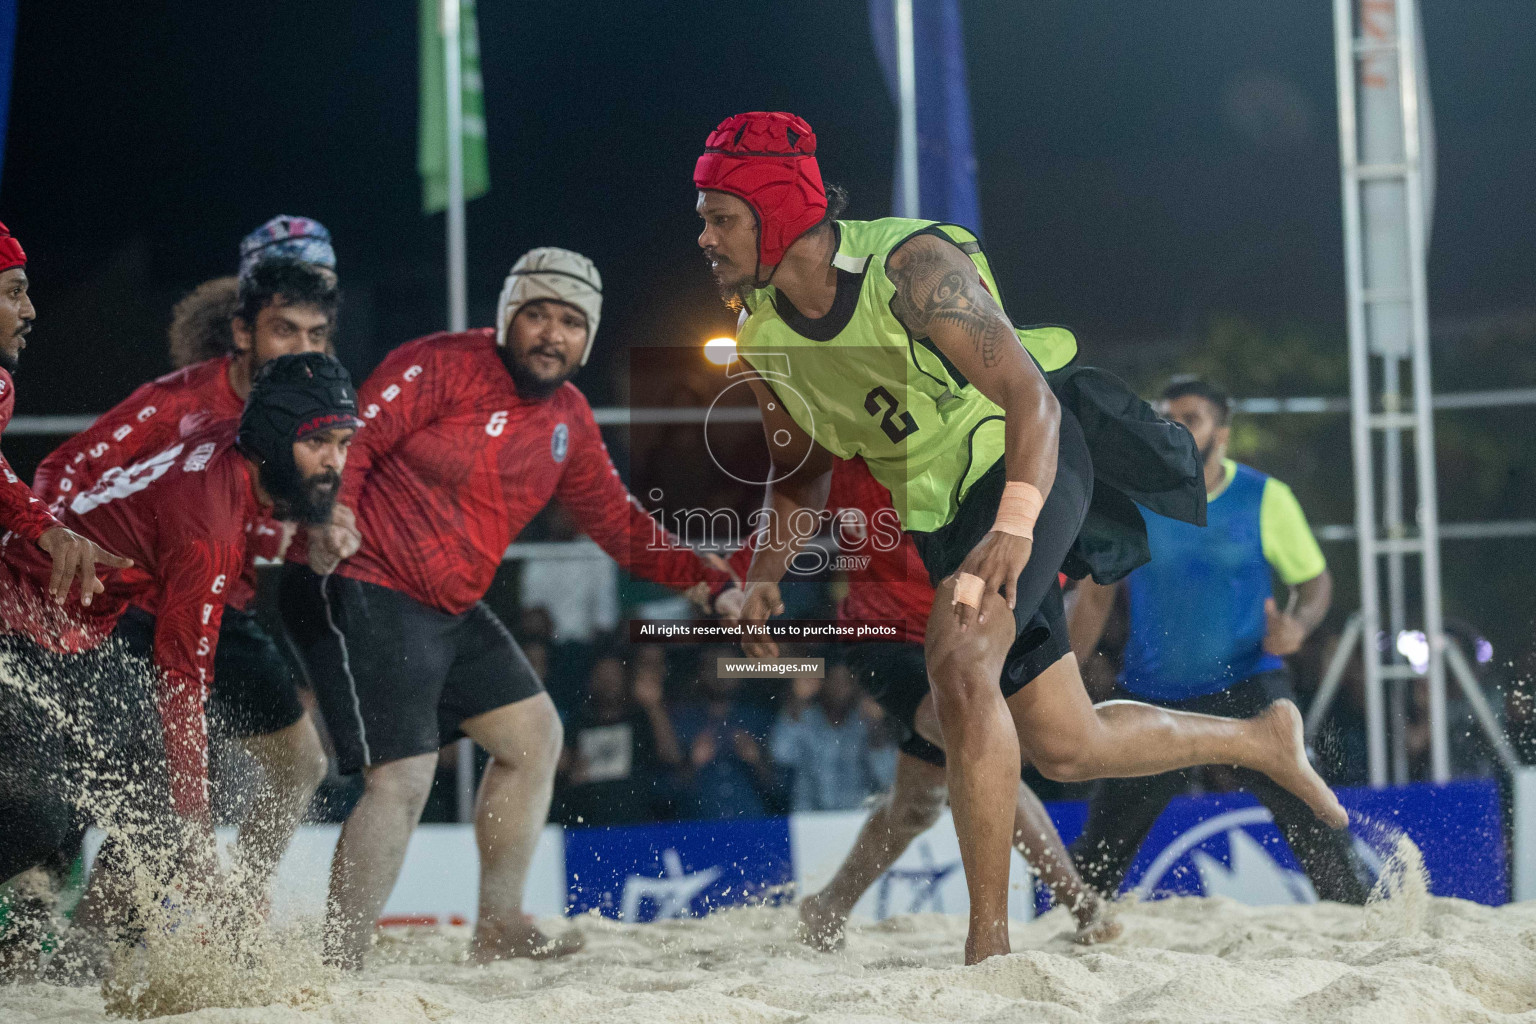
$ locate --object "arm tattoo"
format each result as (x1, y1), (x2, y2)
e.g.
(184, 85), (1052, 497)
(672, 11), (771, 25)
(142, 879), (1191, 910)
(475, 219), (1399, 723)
(888, 238), (1015, 368)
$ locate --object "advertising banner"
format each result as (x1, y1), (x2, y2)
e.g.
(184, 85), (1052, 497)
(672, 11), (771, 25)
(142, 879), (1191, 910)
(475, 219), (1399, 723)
(565, 816), (793, 921)
(1051, 778), (1504, 909)
(69, 779), (1507, 930)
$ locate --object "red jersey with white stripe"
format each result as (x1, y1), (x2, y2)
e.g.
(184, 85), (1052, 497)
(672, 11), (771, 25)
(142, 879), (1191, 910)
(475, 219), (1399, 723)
(336, 330), (726, 615)
(729, 456), (937, 643)
(31, 356), (283, 611)
(0, 367), (63, 544)
(0, 420), (258, 818)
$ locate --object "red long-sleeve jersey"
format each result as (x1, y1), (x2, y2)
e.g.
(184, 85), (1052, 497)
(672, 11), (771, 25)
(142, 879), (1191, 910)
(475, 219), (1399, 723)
(728, 456), (937, 643)
(31, 356), (282, 611)
(335, 330), (726, 614)
(0, 420), (258, 818)
(0, 367), (63, 544)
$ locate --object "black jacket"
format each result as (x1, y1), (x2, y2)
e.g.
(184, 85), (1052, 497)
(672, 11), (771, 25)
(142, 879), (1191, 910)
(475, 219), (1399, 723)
(1049, 364), (1207, 584)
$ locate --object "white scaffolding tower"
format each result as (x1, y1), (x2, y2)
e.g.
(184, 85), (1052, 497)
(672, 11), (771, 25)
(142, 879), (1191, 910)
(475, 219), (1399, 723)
(1313, 0), (1519, 787)
(1332, 0), (1444, 785)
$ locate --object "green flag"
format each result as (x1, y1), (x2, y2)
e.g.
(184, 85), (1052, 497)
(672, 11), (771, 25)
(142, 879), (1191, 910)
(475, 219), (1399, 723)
(419, 0), (489, 214)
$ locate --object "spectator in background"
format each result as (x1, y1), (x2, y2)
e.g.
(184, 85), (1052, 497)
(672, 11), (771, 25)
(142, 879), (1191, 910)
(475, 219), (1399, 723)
(630, 643), (670, 698)
(1068, 377), (1371, 904)
(517, 605), (555, 645)
(770, 664), (896, 811)
(556, 650), (682, 825)
(522, 639), (551, 692)
(671, 647), (780, 819)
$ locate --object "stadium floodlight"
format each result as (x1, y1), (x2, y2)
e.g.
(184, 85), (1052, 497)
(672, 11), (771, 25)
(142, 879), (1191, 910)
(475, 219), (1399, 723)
(703, 336), (736, 366)
(1395, 630), (1431, 675)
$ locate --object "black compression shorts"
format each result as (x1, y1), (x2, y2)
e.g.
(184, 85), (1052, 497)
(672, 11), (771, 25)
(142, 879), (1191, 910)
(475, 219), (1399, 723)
(909, 406), (1092, 688)
(282, 567), (544, 775)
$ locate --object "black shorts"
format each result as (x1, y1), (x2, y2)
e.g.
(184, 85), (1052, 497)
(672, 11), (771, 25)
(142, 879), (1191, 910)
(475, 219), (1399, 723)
(0, 633), (173, 882)
(115, 606), (306, 740)
(847, 584), (1072, 769)
(909, 408), (1092, 685)
(285, 569), (544, 775)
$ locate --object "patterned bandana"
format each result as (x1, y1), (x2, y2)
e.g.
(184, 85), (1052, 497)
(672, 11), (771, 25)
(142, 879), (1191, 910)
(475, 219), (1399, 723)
(238, 215), (336, 284)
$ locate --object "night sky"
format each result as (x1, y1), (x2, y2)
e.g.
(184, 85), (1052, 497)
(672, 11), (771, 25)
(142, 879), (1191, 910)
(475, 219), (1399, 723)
(4, 0), (1534, 418)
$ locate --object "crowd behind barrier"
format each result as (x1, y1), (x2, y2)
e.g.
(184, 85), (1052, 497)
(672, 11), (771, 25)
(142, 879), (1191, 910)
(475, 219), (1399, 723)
(204, 544), (1532, 841)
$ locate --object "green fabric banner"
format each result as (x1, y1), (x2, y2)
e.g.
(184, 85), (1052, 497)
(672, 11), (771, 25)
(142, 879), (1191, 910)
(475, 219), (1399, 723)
(419, 0), (488, 214)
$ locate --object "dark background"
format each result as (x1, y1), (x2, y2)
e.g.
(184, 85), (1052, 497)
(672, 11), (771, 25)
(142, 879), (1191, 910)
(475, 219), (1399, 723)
(4, 0), (1536, 645)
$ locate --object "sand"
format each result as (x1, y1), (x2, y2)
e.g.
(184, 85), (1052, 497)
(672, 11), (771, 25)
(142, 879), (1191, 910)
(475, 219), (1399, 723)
(5, 885), (1536, 1024)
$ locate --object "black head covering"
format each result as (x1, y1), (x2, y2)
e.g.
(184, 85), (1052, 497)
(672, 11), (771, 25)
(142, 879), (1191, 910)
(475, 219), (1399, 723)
(237, 353), (361, 508)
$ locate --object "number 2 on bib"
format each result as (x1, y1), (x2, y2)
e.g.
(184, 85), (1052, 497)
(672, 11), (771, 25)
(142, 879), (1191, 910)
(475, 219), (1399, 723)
(863, 386), (918, 444)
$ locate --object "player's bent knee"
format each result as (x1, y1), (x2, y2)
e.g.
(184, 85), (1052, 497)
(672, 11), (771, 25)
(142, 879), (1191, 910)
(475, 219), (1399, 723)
(271, 747), (328, 797)
(362, 754), (438, 808)
(925, 647), (1000, 712)
(468, 695), (563, 771)
(524, 696), (563, 758)
(889, 787), (946, 833)
(248, 720), (329, 794)
(1030, 746), (1098, 783)
(285, 723), (330, 792)
(1023, 723), (1101, 783)
(298, 745), (330, 793)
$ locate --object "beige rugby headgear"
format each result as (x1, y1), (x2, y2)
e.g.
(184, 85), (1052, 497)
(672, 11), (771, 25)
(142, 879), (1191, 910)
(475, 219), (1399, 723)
(496, 247), (603, 365)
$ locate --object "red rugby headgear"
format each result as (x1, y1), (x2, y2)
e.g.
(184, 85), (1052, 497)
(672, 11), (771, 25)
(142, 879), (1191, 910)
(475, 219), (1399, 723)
(0, 222), (26, 274)
(694, 112), (827, 270)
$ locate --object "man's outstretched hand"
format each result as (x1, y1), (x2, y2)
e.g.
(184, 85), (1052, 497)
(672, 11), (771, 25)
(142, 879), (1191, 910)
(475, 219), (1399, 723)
(36, 526), (133, 607)
(1263, 597), (1308, 656)
(739, 581), (785, 658)
(713, 585), (745, 624)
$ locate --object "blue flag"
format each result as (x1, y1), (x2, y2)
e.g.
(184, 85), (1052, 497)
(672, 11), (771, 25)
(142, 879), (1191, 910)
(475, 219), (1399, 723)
(0, 0), (15, 197)
(868, 0), (982, 234)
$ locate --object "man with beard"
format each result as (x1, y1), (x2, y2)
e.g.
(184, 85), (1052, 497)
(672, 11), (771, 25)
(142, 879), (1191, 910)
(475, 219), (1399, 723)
(693, 111), (1347, 964)
(0, 354), (359, 905)
(0, 221), (135, 899)
(161, 215), (337, 373)
(0, 222), (130, 603)
(295, 247), (729, 968)
(32, 246), (339, 896)
(1067, 378), (1371, 903)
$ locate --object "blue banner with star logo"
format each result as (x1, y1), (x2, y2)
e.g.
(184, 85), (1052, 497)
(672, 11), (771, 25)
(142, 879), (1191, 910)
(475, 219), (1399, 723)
(565, 816), (793, 921)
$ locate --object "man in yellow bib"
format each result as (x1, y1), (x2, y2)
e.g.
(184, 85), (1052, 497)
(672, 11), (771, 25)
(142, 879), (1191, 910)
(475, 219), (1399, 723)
(692, 111), (1347, 964)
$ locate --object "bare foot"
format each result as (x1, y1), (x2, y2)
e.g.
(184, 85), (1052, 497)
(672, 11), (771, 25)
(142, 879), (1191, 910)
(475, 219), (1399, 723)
(1255, 700), (1348, 829)
(321, 926), (366, 972)
(470, 920), (584, 963)
(1071, 896), (1122, 946)
(796, 892), (847, 952)
(963, 920), (1010, 966)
